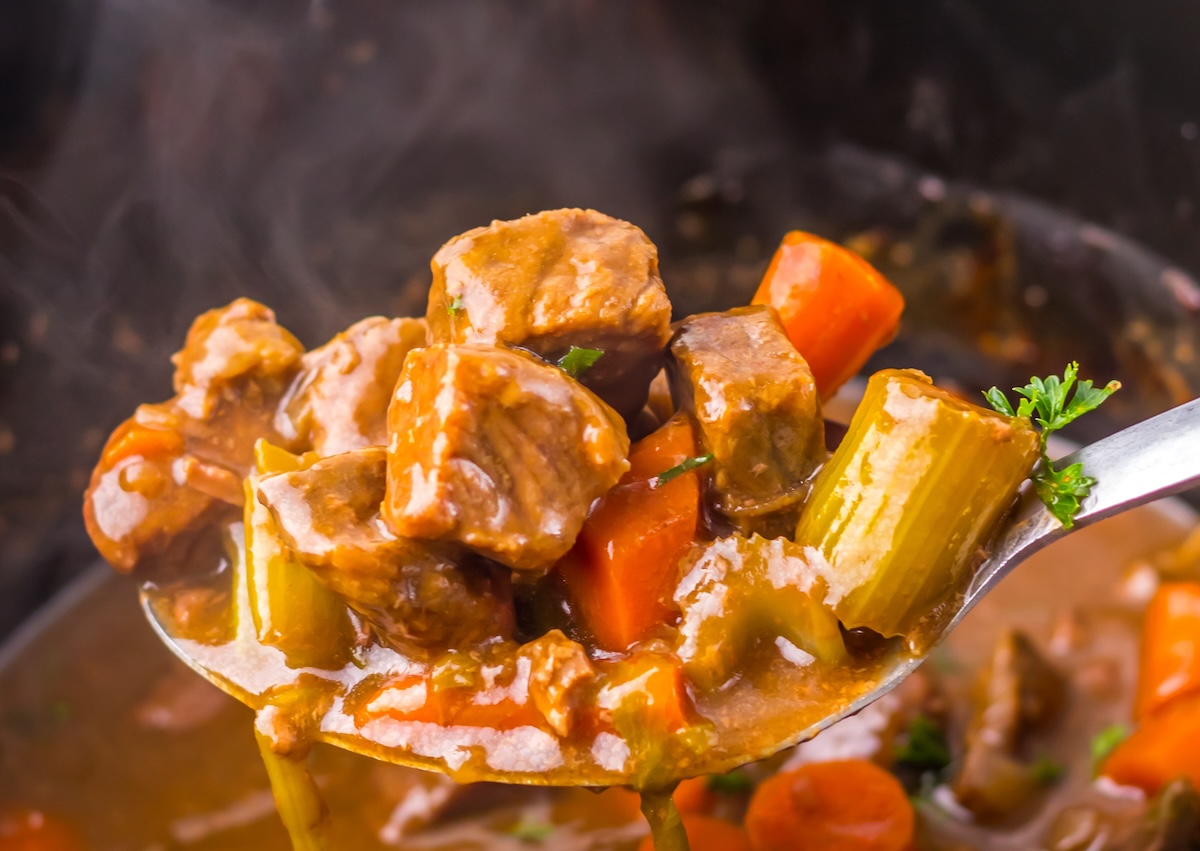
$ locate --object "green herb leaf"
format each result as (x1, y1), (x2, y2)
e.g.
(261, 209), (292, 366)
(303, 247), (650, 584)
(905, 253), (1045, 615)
(1030, 755), (1065, 785)
(446, 295), (464, 316)
(984, 363), (1119, 526)
(1033, 461), (1098, 529)
(505, 819), (554, 843)
(706, 769), (755, 794)
(654, 454), (714, 488)
(557, 346), (604, 378)
(1091, 723), (1131, 773)
(894, 714), (952, 774)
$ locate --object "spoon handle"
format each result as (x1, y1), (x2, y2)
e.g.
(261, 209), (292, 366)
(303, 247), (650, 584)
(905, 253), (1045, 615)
(961, 397), (1200, 617)
(1071, 396), (1200, 525)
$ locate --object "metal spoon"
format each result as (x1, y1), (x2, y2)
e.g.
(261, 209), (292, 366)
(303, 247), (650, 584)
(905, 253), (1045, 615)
(142, 397), (1200, 785)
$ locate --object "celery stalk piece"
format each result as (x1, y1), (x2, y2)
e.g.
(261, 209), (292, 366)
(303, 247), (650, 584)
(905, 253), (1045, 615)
(255, 732), (331, 851)
(795, 369), (1040, 638)
(244, 439), (353, 669)
(675, 535), (847, 691)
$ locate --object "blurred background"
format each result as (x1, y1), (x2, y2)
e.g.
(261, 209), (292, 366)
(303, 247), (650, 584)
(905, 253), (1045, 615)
(1, 0), (1199, 640)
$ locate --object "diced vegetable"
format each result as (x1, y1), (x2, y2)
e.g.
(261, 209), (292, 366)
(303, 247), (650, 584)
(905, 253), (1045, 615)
(245, 440), (353, 669)
(561, 414), (703, 652)
(674, 535), (847, 691)
(751, 231), (905, 399)
(0, 807), (84, 851)
(1136, 583), (1200, 720)
(743, 759), (915, 851)
(1102, 693), (1200, 795)
(672, 777), (716, 814)
(795, 369), (1041, 637)
(636, 813), (752, 851)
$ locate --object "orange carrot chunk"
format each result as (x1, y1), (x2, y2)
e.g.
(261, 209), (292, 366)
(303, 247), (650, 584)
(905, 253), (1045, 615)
(751, 231), (905, 400)
(561, 414), (702, 652)
(0, 808), (84, 851)
(744, 759), (914, 851)
(672, 777), (716, 815)
(1103, 692), (1200, 795)
(1136, 582), (1200, 720)
(637, 814), (752, 851)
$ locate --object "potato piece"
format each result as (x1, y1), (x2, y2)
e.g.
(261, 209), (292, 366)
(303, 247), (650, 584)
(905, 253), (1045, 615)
(384, 344), (630, 571)
(277, 316), (427, 456)
(257, 446), (514, 649)
(425, 208), (672, 419)
(668, 306), (825, 531)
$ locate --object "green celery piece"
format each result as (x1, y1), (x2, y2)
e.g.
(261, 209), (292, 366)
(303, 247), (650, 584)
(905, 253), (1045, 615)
(796, 370), (1041, 637)
(245, 440), (353, 670)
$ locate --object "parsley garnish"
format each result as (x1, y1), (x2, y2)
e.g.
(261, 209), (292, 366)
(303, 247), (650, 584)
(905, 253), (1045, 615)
(446, 295), (464, 316)
(1090, 723), (1130, 773)
(557, 346), (604, 378)
(894, 714), (952, 773)
(984, 362), (1120, 528)
(505, 819), (554, 842)
(706, 769), (755, 794)
(654, 454), (714, 487)
(1030, 755), (1065, 785)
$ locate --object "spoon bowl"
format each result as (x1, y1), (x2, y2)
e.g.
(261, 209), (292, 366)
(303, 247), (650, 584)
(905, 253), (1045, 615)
(141, 397), (1200, 785)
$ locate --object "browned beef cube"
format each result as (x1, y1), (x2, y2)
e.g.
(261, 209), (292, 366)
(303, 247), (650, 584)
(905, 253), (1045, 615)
(171, 297), (304, 420)
(668, 306), (824, 526)
(425, 208), (672, 420)
(256, 447), (514, 648)
(85, 299), (303, 574)
(383, 344), (630, 570)
(277, 317), (427, 456)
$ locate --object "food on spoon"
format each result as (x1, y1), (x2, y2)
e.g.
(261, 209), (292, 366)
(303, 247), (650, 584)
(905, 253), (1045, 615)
(382, 343), (630, 570)
(275, 316), (427, 457)
(796, 369), (1042, 637)
(751, 230), (905, 400)
(425, 207), (672, 420)
(244, 440), (355, 669)
(673, 535), (847, 691)
(79, 209), (1128, 851)
(668, 306), (824, 535)
(560, 413), (705, 652)
(256, 443), (514, 651)
(84, 298), (303, 573)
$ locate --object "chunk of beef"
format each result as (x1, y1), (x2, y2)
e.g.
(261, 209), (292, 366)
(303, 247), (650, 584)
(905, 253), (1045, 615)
(668, 306), (824, 530)
(384, 344), (630, 571)
(85, 299), (303, 573)
(520, 630), (596, 736)
(953, 630), (1068, 821)
(256, 447), (514, 649)
(276, 316), (427, 456)
(425, 208), (672, 420)
(171, 297), (304, 421)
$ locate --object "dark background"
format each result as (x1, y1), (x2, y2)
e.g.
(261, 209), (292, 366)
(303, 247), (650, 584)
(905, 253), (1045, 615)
(1, 0), (1199, 639)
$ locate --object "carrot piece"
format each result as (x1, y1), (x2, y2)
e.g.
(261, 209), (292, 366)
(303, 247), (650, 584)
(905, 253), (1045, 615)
(100, 418), (185, 467)
(561, 414), (702, 652)
(744, 759), (914, 851)
(1103, 692), (1200, 794)
(1136, 582), (1200, 720)
(673, 777), (716, 815)
(751, 231), (905, 399)
(0, 808), (84, 851)
(637, 814), (752, 851)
